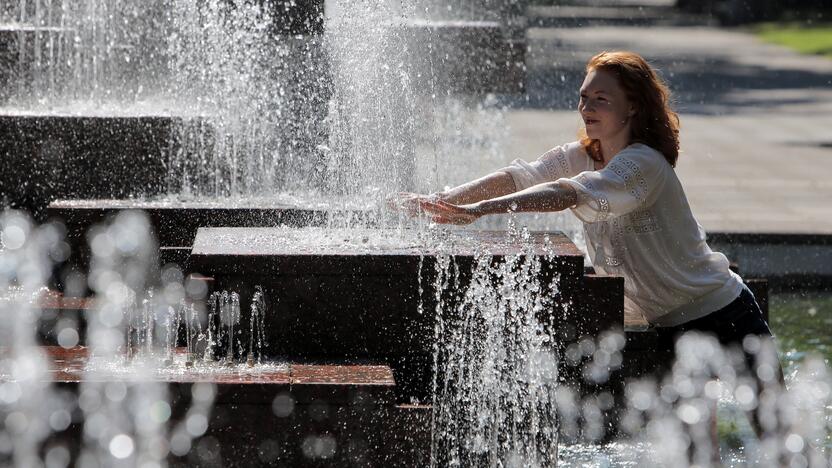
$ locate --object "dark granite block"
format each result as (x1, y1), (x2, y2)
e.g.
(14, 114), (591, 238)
(554, 274), (627, 440)
(10, 346), (429, 467)
(49, 199), (332, 248)
(258, 0), (325, 36)
(47, 200), (342, 290)
(0, 114), (181, 218)
(189, 227), (588, 403)
(571, 273), (625, 341)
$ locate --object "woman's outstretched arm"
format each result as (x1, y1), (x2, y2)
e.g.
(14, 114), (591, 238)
(389, 170), (517, 215)
(437, 171), (518, 205)
(420, 181), (577, 225)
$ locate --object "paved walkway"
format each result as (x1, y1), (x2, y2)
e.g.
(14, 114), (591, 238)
(503, 4), (832, 234)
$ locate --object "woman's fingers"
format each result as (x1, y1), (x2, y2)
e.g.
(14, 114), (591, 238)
(420, 200), (480, 225)
(420, 199), (459, 214)
(388, 193), (480, 226)
(388, 192), (429, 215)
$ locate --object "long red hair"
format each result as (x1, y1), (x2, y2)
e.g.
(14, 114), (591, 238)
(579, 51), (680, 167)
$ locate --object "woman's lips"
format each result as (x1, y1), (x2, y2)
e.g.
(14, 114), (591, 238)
(584, 119), (599, 125)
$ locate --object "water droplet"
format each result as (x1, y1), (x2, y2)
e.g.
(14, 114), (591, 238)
(109, 434), (134, 459)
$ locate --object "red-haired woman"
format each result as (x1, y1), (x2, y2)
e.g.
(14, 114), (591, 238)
(397, 50), (782, 437)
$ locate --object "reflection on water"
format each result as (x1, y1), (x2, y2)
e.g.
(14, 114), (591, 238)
(771, 291), (832, 375)
(557, 291), (832, 467)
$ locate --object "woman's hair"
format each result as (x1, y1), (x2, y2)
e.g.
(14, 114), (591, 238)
(579, 51), (680, 167)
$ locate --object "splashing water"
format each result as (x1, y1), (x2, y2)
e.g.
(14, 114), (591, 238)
(430, 227), (560, 467)
(0, 211), (65, 467)
(248, 285), (269, 367)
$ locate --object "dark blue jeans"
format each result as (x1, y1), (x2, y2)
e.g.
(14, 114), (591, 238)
(658, 286), (782, 436)
(658, 286), (775, 371)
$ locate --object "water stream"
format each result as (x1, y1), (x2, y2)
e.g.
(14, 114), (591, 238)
(1, 0), (830, 466)
(429, 227), (560, 466)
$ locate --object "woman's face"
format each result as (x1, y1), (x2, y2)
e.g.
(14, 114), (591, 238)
(578, 68), (634, 142)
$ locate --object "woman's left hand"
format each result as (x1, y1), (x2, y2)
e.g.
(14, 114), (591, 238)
(419, 199), (482, 225)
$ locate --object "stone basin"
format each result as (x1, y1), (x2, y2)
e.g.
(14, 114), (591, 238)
(1, 346), (430, 466)
(187, 227), (619, 403)
(48, 198), (338, 258)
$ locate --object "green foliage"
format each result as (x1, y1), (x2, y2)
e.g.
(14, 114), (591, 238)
(754, 23), (832, 58)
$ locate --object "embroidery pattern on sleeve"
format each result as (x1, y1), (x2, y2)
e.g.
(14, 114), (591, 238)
(607, 157), (648, 203)
(585, 221), (623, 268)
(576, 173), (610, 223)
(540, 146), (570, 180)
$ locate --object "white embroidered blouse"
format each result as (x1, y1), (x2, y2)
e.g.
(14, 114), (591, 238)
(501, 141), (743, 327)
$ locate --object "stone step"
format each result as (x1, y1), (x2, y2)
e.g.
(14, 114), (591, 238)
(9, 345), (429, 466)
(0, 114), (180, 218)
(49, 199), (334, 250)
(0, 110), (327, 220)
(188, 227), (593, 402)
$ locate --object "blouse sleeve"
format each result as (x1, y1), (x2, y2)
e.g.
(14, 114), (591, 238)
(499, 141), (586, 191)
(556, 145), (668, 223)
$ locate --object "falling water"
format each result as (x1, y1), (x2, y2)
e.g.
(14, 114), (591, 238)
(82, 210), (173, 465)
(6, 0), (170, 107)
(201, 288), (270, 367)
(248, 285), (268, 367)
(429, 227), (560, 466)
(0, 212), (65, 467)
(7, 0), (831, 465)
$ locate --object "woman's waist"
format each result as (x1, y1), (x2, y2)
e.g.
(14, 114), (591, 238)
(642, 273), (745, 327)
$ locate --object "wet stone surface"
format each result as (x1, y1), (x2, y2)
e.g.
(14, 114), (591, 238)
(49, 198), (335, 248)
(0, 114), (178, 219)
(190, 226), (583, 270)
(11, 346), (395, 403)
(0, 346), (426, 466)
(190, 227), (589, 403)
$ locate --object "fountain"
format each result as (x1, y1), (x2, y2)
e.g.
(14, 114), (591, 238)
(0, 0), (531, 286)
(4, 0), (830, 466)
(1, 0), (527, 220)
(1, 208), (625, 465)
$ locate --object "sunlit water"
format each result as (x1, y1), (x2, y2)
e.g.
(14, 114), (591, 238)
(430, 228), (560, 466)
(83, 353), (289, 379)
(1, 0), (830, 467)
(3, 210), (832, 466)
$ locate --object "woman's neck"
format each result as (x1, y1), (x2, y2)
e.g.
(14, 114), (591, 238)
(599, 132), (632, 164)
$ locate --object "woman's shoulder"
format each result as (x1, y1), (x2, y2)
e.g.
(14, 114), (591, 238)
(532, 141), (590, 176)
(613, 143), (671, 170)
(561, 141), (587, 157)
(544, 141), (590, 164)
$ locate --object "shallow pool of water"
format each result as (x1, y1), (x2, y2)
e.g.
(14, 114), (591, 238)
(771, 291), (832, 376)
(558, 290), (832, 467)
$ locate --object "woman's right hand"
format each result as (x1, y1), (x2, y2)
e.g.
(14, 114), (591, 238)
(386, 192), (442, 217)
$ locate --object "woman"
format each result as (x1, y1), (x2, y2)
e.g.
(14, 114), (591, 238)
(396, 51), (782, 435)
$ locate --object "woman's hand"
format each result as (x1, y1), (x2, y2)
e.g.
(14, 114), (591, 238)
(386, 192), (440, 217)
(419, 199), (482, 225)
